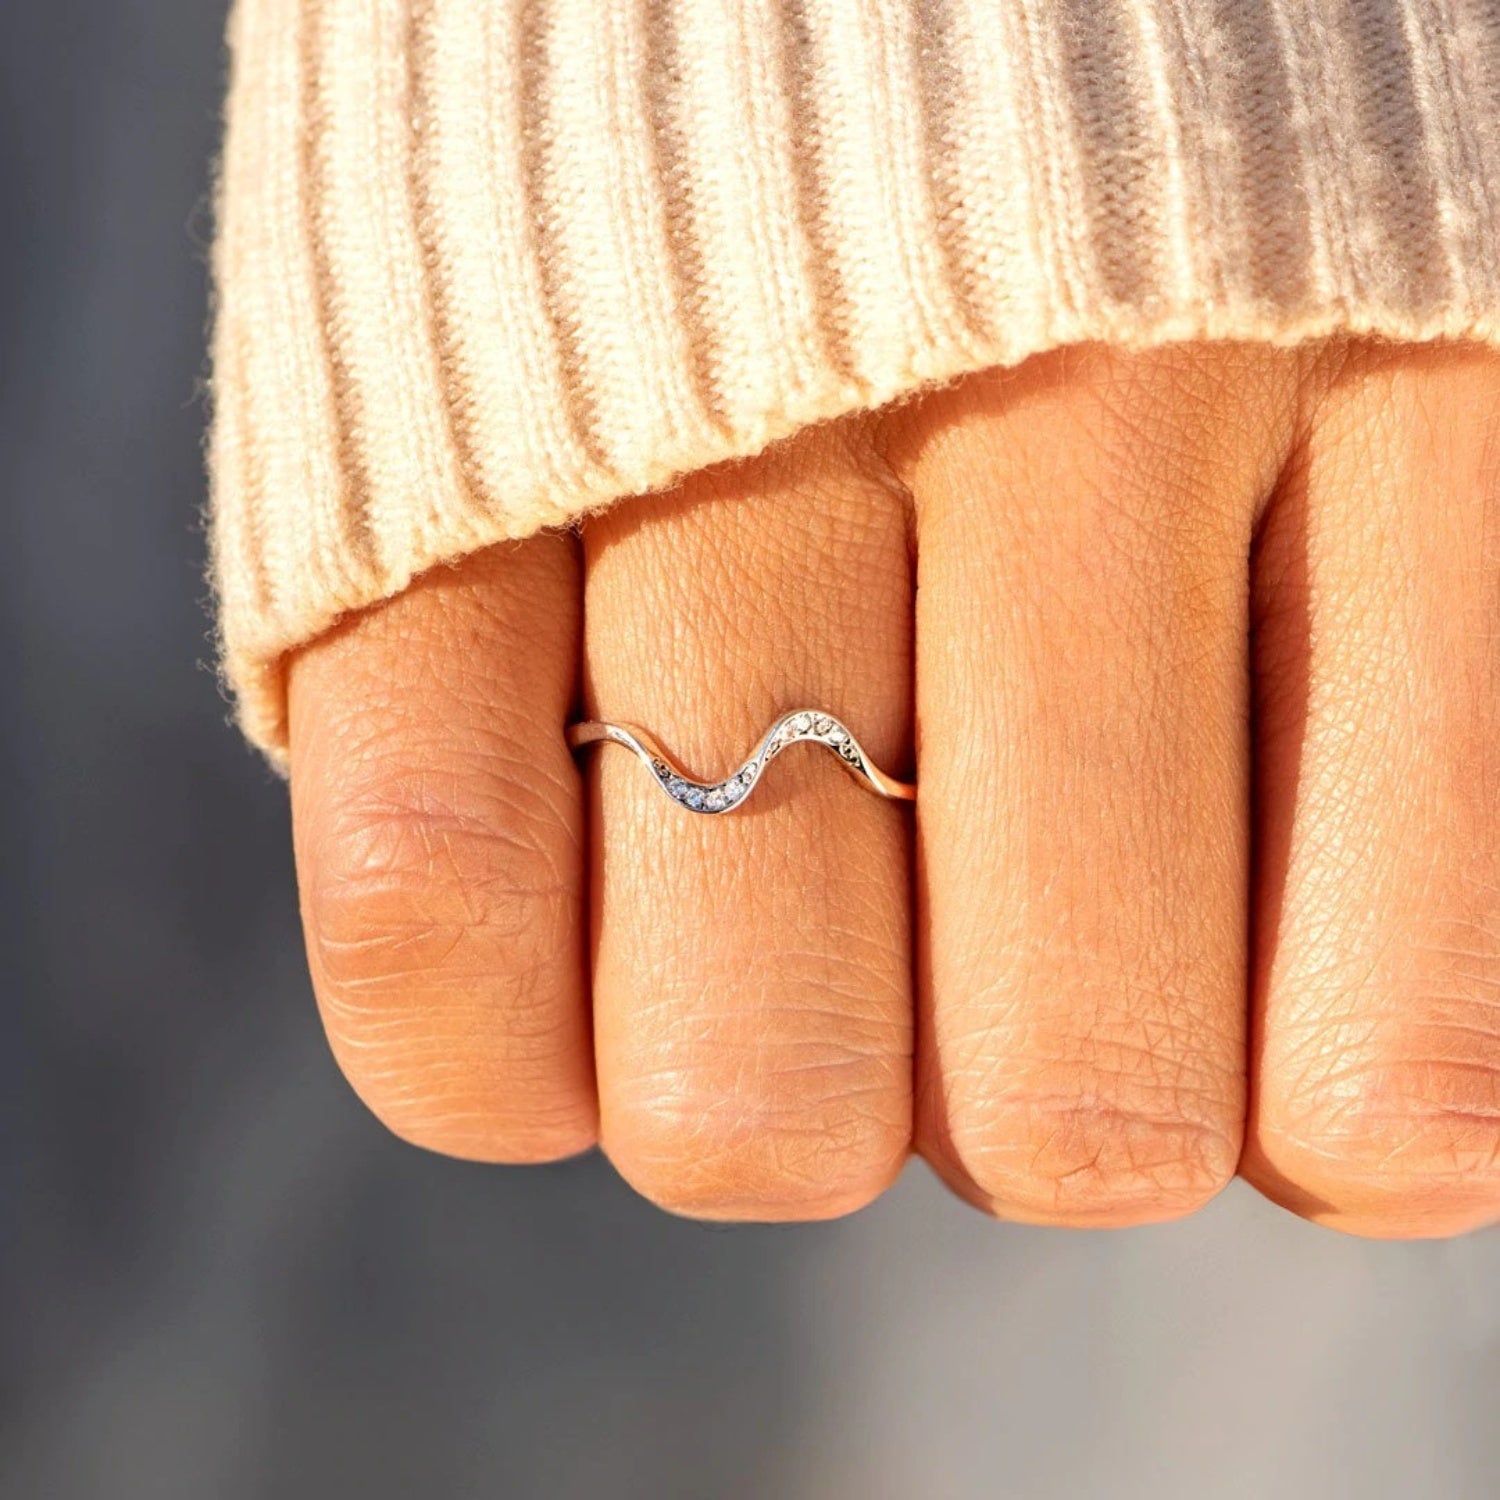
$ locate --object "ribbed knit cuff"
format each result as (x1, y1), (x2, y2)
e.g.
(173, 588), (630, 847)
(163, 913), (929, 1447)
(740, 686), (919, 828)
(210, 0), (1500, 764)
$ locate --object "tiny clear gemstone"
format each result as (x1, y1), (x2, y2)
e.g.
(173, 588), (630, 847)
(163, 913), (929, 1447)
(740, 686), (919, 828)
(706, 789), (725, 810)
(828, 726), (848, 744)
(814, 716), (834, 735)
(685, 788), (705, 808)
(791, 713), (812, 733)
(842, 744), (860, 762)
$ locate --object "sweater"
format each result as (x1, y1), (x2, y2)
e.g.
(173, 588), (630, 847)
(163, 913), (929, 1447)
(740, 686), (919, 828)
(209, 0), (1500, 764)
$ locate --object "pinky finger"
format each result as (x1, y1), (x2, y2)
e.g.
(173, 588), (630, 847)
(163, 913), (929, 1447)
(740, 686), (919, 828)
(287, 536), (595, 1163)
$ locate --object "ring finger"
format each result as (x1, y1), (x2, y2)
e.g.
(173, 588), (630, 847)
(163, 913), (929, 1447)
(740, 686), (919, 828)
(581, 420), (915, 1219)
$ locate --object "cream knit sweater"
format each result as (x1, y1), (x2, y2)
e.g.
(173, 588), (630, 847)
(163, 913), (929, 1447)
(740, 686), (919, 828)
(211, 0), (1500, 763)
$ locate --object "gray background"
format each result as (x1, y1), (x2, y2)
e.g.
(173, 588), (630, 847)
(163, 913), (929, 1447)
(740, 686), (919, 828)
(1, 3), (1495, 1496)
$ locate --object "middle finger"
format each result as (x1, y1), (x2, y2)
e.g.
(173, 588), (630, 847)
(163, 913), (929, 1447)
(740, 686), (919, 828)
(888, 346), (1298, 1226)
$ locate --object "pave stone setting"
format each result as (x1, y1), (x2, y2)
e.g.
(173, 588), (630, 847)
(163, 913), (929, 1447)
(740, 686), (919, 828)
(569, 710), (912, 813)
(630, 711), (888, 813)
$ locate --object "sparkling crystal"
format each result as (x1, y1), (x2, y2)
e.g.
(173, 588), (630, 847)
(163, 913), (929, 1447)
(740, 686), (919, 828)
(791, 713), (812, 733)
(706, 788), (725, 810)
(685, 787), (705, 809)
(828, 726), (848, 744)
(814, 716), (834, 735)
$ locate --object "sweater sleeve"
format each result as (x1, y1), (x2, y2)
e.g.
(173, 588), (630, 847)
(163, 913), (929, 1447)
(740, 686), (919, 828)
(210, 0), (1500, 764)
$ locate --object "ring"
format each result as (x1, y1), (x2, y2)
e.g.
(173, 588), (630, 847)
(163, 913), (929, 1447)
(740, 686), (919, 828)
(567, 710), (916, 814)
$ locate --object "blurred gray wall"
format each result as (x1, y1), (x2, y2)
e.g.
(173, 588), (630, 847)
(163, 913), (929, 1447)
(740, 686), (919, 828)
(0, 3), (1495, 1497)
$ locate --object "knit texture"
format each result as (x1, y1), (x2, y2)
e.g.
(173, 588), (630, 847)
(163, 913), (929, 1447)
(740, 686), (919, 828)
(211, 0), (1500, 763)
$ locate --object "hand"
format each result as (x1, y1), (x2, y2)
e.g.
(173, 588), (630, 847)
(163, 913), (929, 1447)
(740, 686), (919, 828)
(285, 339), (1500, 1238)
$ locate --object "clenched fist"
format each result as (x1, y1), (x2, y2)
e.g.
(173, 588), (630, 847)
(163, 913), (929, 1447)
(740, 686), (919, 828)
(287, 340), (1500, 1239)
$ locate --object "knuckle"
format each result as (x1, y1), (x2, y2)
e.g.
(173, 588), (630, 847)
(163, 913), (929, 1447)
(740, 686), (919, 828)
(327, 1036), (595, 1167)
(298, 755), (590, 1164)
(1258, 1051), (1500, 1237)
(921, 997), (1242, 1226)
(927, 1086), (1239, 1227)
(607, 1052), (908, 1222)
(334, 1041), (597, 1165)
(304, 752), (575, 985)
(302, 757), (577, 1027)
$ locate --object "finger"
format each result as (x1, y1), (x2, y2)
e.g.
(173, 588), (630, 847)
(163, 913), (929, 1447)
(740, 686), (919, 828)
(887, 345), (1297, 1226)
(582, 421), (914, 1220)
(1245, 342), (1500, 1238)
(288, 536), (594, 1162)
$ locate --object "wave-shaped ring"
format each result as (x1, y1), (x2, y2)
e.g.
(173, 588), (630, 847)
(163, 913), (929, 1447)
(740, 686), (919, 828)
(567, 710), (915, 813)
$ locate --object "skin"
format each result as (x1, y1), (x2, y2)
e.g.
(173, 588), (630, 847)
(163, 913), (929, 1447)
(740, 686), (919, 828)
(287, 338), (1500, 1237)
